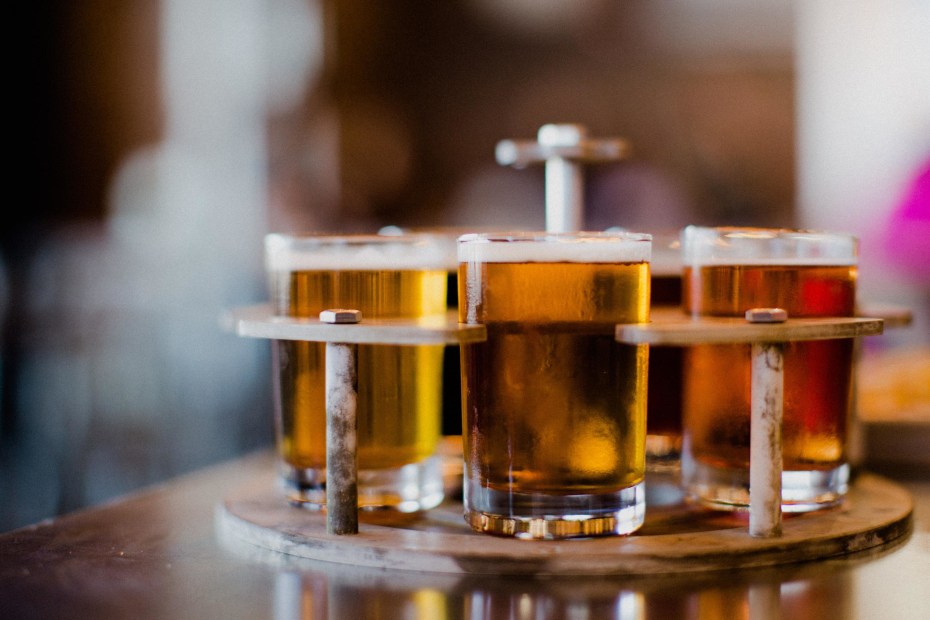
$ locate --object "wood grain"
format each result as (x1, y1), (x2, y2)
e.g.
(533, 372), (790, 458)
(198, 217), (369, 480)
(217, 471), (913, 576)
(617, 313), (883, 346)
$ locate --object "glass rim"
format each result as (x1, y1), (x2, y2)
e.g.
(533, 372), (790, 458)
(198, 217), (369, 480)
(681, 225), (858, 266)
(264, 232), (453, 271)
(457, 230), (652, 244)
(265, 231), (446, 245)
(457, 230), (652, 264)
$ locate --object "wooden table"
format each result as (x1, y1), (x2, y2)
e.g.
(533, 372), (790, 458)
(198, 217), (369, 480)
(2, 450), (928, 619)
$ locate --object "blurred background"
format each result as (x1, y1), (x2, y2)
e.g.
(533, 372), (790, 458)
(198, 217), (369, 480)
(3, 0), (928, 531)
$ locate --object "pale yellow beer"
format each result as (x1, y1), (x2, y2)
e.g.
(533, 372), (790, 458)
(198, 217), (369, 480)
(265, 234), (449, 510)
(680, 227), (858, 511)
(459, 232), (651, 538)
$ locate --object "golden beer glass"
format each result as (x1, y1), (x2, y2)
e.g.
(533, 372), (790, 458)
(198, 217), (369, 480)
(458, 231), (652, 538)
(264, 233), (449, 511)
(680, 226), (858, 511)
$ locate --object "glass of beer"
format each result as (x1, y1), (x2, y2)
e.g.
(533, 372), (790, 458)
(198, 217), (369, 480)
(264, 233), (450, 511)
(680, 226), (858, 512)
(458, 231), (652, 538)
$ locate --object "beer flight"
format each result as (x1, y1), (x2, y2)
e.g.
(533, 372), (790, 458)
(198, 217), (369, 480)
(263, 226), (859, 540)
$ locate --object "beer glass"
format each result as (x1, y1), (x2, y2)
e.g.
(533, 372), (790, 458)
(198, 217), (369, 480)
(458, 231), (652, 538)
(680, 226), (858, 512)
(265, 233), (449, 511)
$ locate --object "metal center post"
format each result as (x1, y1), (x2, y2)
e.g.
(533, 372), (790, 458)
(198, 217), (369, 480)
(495, 123), (631, 232)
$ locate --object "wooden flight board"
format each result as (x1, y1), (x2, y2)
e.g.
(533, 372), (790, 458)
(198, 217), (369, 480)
(217, 467), (913, 576)
(220, 304), (911, 574)
(616, 308), (884, 345)
(226, 303), (486, 345)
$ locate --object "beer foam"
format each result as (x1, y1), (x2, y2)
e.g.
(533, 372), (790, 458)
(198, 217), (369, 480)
(265, 233), (451, 271)
(681, 226), (858, 266)
(458, 232), (652, 264)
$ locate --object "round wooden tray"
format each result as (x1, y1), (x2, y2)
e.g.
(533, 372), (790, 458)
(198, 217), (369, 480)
(216, 469), (913, 576)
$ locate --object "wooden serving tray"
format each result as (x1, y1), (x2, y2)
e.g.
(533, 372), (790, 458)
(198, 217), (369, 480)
(216, 469), (912, 576)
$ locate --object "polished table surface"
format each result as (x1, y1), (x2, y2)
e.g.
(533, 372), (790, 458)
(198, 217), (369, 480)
(2, 450), (928, 620)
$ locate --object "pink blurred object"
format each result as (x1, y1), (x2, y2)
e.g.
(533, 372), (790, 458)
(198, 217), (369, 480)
(884, 157), (930, 282)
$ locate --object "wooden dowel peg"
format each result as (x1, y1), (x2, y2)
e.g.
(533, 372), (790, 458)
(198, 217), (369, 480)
(745, 307), (787, 323)
(749, 341), (784, 537)
(747, 307), (786, 538)
(325, 342), (359, 535)
(320, 309), (363, 324)
(321, 309), (361, 535)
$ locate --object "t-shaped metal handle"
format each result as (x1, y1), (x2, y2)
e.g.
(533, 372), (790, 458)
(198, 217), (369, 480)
(495, 124), (631, 232)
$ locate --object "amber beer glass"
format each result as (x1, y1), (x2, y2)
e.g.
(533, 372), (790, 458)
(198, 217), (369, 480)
(680, 226), (858, 511)
(264, 234), (449, 511)
(459, 232), (651, 538)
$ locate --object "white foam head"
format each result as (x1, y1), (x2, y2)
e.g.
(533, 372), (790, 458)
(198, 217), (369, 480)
(457, 231), (652, 264)
(265, 233), (451, 271)
(681, 226), (858, 266)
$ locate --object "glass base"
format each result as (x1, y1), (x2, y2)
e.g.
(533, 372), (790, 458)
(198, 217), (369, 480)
(280, 454), (445, 513)
(464, 479), (645, 539)
(683, 460), (849, 513)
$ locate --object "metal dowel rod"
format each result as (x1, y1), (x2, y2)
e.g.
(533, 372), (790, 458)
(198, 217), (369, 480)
(325, 342), (359, 535)
(545, 157), (584, 232)
(749, 341), (784, 538)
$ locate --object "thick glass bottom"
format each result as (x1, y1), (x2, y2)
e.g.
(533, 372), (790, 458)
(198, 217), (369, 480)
(683, 459), (849, 513)
(463, 478), (645, 539)
(280, 454), (444, 513)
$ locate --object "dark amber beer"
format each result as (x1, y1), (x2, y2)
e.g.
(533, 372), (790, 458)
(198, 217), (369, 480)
(459, 232), (651, 538)
(265, 234), (449, 511)
(644, 233), (685, 470)
(680, 227), (858, 511)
